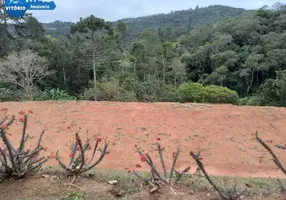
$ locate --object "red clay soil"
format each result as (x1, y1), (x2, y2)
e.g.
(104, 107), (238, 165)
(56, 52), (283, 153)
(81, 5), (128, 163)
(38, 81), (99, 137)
(0, 101), (286, 178)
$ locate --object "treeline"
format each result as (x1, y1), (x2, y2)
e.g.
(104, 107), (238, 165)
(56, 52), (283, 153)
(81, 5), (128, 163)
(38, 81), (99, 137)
(0, 3), (286, 106)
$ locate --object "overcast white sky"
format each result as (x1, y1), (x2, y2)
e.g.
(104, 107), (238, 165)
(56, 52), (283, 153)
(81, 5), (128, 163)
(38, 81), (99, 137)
(29, 0), (280, 23)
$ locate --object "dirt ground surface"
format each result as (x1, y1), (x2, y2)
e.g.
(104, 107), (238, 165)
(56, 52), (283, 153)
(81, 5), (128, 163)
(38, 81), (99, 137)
(0, 173), (285, 200)
(1, 101), (286, 179)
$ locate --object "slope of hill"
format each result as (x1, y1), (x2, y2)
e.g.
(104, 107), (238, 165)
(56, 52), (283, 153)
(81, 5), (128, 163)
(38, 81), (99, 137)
(42, 5), (253, 40)
(2, 101), (286, 178)
(41, 20), (73, 37)
(120, 5), (252, 40)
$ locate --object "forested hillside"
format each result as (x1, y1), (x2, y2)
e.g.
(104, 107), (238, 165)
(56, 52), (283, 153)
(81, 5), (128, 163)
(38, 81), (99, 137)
(118, 5), (252, 44)
(1, 3), (286, 107)
(41, 5), (251, 44)
(42, 20), (73, 37)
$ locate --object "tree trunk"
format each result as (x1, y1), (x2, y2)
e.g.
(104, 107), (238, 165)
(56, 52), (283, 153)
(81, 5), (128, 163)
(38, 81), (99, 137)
(29, 87), (33, 101)
(2, 0), (8, 56)
(62, 65), (67, 88)
(93, 50), (97, 101)
(24, 86), (33, 101)
(133, 62), (136, 75)
(247, 68), (255, 95)
(154, 65), (159, 79)
(162, 57), (166, 83)
(174, 69), (177, 86)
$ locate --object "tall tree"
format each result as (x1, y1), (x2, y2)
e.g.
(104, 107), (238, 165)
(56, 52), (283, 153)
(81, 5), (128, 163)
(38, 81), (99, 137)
(0, 49), (53, 100)
(116, 20), (127, 47)
(71, 15), (121, 100)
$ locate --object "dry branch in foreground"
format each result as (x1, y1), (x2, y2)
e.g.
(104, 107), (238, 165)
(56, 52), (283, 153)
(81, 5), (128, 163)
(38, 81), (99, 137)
(256, 131), (286, 175)
(190, 151), (246, 200)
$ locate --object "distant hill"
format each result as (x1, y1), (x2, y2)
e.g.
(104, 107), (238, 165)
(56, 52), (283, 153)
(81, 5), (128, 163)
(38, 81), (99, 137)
(119, 5), (252, 41)
(41, 20), (73, 37)
(42, 5), (253, 40)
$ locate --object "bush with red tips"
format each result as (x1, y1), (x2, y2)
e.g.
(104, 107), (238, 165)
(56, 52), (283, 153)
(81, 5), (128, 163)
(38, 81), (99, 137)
(0, 109), (48, 181)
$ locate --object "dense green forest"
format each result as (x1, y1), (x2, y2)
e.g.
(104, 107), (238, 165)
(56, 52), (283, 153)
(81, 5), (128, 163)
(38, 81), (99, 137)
(42, 5), (252, 47)
(1, 3), (286, 106)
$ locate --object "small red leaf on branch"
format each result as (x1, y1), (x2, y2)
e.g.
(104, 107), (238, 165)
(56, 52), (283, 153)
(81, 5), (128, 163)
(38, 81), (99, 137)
(140, 155), (146, 162)
(1, 124), (8, 129)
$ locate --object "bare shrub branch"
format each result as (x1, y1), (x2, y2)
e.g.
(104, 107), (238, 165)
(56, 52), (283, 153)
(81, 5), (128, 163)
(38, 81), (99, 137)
(0, 111), (48, 181)
(56, 133), (109, 175)
(132, 142), (190, 188)
(256, 132), (286, 175)
(190, 151), (246, 200)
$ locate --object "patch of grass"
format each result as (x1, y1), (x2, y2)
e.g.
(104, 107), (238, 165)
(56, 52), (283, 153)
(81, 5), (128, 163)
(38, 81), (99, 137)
(86, 169), (142, 194)
(63, 192), (84, 200)
(41, 167), (286, 198)
(247, 179), (265, 189)
(158, 132), (171, 137)
(29, 136), (35, 140)
(140, 127), (147, 132)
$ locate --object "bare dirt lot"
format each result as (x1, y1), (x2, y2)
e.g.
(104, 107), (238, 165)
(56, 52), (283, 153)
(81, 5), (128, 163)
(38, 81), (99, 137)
(1, 101), (286, 199)
(0, 101), (286, 178)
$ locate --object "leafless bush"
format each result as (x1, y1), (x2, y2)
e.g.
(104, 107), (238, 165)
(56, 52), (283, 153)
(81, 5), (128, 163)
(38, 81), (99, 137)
(190, 151), (246, 200)
(56, 133), (109, 175)
(129, 141), (190, 193)
(0, 109), (48, 181)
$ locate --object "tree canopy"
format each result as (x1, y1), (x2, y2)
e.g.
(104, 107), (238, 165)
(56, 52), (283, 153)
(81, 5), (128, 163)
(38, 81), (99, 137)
(1, 3), (286, 107)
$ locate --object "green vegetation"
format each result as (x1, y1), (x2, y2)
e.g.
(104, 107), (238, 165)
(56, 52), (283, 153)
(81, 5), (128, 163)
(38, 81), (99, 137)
(42, 5), (251, 46)
(36, 89), (77, 101)
(63, 192), (84, 200)
(178, 83), (238, 103)
(1, 3), (286, 106)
